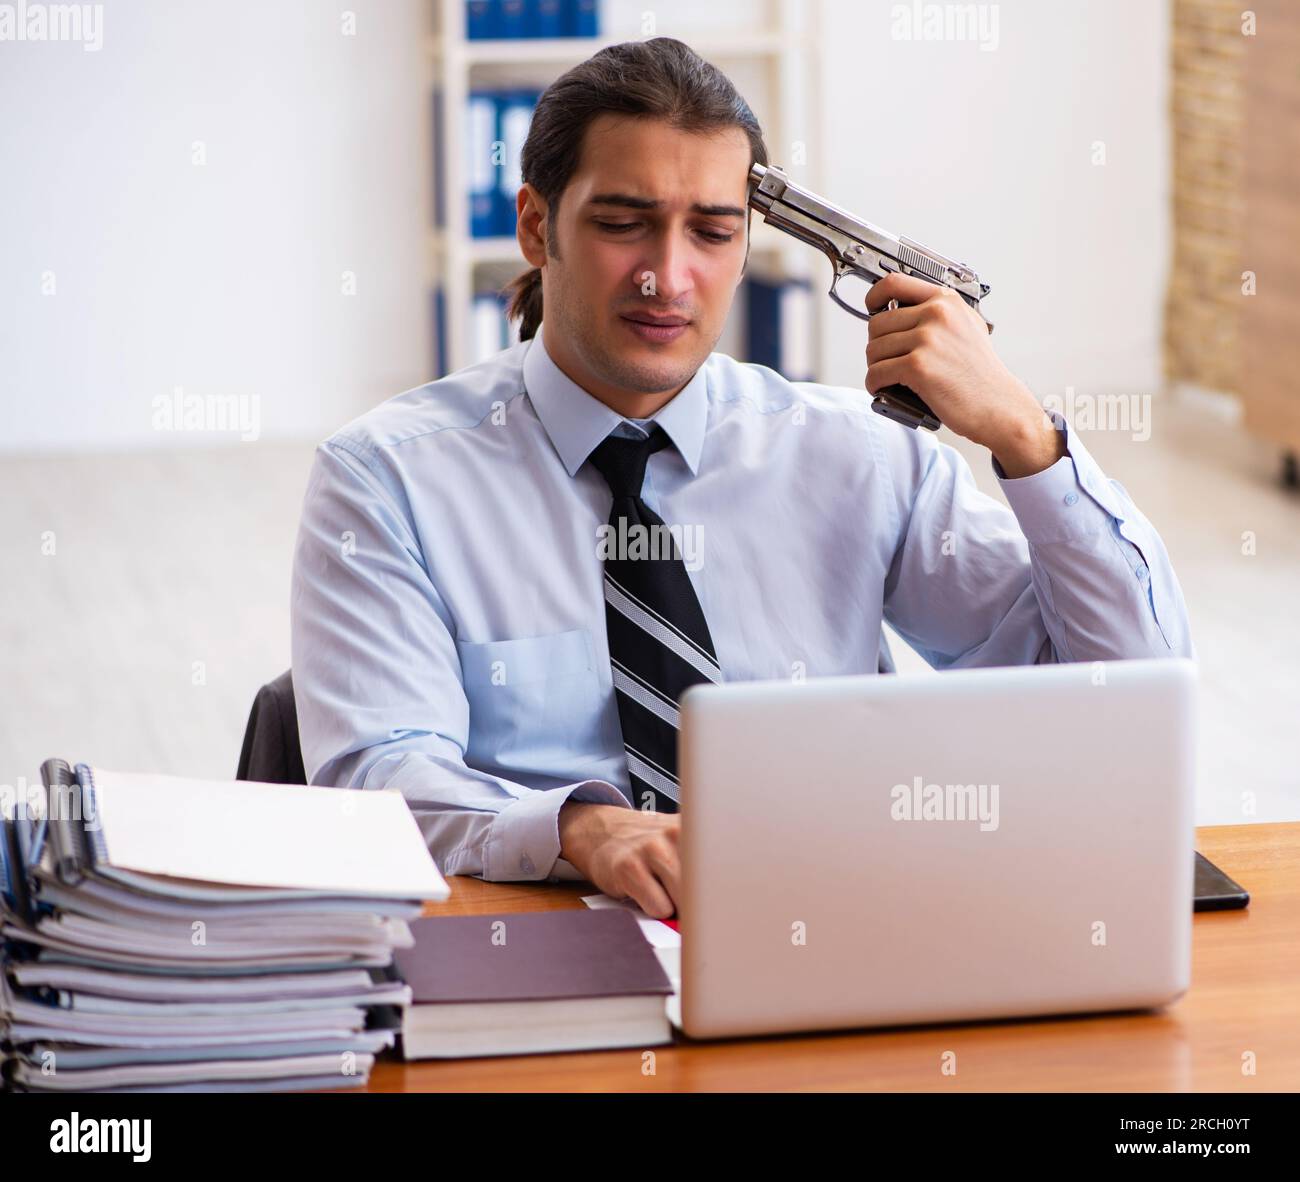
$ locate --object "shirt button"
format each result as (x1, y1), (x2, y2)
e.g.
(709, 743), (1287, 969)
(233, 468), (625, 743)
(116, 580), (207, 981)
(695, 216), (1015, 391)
(1135, 564), (1149, 580)
(1063, 492), (1079, 506)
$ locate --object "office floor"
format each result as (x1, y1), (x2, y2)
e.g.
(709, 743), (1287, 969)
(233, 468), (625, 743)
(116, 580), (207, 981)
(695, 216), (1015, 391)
(2, 388), (1296, 824)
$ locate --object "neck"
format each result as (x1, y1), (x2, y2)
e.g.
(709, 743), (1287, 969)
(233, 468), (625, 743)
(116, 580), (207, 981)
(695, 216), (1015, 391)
(593, 385), (684, 420)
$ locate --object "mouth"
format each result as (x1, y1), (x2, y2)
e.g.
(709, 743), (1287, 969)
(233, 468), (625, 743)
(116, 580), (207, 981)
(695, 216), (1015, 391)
(620, 313), (691, 343)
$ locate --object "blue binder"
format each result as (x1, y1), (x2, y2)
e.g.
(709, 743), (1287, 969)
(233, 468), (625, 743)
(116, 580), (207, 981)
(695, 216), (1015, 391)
(499, 0), (525, 38)
(467, 90), (499, 238)
(496, 88), (540, 237)
(466, 0), (499, 40)
(565, 0), (598, 36)
(745, 274), (815, 382)
(528, 0), (563, 37)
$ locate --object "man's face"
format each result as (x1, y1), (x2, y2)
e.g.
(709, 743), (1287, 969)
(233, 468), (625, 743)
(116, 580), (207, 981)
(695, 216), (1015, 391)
(518, 114), (753, 410)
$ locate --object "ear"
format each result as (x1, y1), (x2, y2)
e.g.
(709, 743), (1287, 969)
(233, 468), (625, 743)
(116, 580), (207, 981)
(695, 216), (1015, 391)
(517, 184), (549, 269)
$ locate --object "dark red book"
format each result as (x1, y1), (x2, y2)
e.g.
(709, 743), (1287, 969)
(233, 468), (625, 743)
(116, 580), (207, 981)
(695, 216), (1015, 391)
(394, 908), (673, 1058)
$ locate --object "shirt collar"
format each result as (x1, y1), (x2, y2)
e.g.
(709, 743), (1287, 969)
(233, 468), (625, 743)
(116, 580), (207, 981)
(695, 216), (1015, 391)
(523, 320), (708, 478)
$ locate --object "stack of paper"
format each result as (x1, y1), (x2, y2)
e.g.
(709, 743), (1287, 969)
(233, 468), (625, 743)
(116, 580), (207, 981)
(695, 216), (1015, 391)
(1, 762), (448, 1092)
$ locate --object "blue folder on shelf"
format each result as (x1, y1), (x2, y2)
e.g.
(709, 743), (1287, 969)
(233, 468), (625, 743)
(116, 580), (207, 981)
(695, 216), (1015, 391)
(528, 0), (563, 38)
(467, 90), (499, 238)
(566, 0), (598, 36)
(496, 88), (542, 237)
(745, 274), (815, 383)
(466, 0), (497, 39)
(464, 0), (598, 40)
(499, 0), (525, 38)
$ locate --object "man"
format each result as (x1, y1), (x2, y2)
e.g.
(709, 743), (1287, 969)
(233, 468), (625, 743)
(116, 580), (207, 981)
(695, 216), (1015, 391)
(291, 38), (1192, 919)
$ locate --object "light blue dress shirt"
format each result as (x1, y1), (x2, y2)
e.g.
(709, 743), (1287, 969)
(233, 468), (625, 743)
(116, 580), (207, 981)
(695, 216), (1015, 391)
(290, 320), (1194, 882)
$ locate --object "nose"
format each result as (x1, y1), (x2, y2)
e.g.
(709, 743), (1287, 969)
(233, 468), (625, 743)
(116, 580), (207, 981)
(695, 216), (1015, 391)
(638, 228), (693, 304)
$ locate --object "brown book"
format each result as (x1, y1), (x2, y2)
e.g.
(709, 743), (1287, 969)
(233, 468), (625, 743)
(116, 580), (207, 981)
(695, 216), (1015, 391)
(395, 909), (673, 1059)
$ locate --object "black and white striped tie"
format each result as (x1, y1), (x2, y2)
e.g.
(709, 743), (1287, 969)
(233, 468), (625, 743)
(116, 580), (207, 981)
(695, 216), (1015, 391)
(587, 426), (720, 812)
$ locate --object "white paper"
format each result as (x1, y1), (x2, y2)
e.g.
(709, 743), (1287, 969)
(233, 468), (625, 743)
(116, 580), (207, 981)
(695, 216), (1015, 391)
(87, 769), (449, 899)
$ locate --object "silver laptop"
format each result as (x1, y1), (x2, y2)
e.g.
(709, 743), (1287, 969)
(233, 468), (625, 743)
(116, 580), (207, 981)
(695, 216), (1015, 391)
(677, 657), (1196, 1040)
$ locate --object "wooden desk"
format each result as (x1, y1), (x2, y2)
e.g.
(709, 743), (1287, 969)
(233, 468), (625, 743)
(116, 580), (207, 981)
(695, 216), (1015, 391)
(366, 823), (1300, 1092)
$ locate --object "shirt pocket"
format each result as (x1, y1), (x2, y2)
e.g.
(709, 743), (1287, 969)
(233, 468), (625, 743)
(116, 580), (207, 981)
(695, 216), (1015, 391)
(455, 628), (608, 774)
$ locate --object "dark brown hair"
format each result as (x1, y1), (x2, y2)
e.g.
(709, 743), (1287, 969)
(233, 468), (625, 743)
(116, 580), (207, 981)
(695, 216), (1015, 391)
(501, 37), (768, 341)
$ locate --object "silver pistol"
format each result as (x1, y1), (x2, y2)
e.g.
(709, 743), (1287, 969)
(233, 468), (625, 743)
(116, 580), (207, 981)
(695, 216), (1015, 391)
(747, 162), (993, 431)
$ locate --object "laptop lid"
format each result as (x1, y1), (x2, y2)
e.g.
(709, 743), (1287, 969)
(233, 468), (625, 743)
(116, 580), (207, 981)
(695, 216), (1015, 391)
(678, 658), (1196, 1039)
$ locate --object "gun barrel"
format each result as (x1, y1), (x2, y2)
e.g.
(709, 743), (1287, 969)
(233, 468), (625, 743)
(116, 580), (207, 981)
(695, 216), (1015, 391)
(747, 163), (987, 296)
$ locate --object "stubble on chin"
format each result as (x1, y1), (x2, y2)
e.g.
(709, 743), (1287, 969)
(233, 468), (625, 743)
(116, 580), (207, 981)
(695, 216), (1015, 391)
(587, 315), (715, 396)
(551, 280), (711, 396)
(590, 343), (698, 396)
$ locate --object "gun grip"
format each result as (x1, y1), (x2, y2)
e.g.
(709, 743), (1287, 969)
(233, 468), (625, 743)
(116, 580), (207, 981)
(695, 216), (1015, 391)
(872, 383), (941, 431)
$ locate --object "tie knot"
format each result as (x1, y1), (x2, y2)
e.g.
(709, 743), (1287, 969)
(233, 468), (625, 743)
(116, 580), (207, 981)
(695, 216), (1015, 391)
(587, 425), (671, 500)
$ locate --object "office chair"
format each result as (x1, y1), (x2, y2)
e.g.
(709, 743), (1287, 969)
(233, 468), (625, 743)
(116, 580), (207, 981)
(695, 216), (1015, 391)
(235, 669), (307, 785)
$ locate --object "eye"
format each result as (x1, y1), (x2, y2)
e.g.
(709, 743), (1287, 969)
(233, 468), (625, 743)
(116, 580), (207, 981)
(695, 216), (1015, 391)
(595, 220), (639, 233)
(696, 229), (735, 244)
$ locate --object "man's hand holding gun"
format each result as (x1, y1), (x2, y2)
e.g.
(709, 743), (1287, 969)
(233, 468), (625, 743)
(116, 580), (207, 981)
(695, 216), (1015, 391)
(747, 163), (1065, 478)
(864, 272), (1063, 477)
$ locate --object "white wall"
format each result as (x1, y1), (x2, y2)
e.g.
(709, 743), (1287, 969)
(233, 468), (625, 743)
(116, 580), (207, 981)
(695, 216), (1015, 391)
(814, 0), (1169, 403)
(0, 0), (430, 453)
(0, 0), (1168, 453)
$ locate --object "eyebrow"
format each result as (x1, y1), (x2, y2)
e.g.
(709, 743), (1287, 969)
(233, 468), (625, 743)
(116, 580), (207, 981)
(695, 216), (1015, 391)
(586, 192), (747, 218)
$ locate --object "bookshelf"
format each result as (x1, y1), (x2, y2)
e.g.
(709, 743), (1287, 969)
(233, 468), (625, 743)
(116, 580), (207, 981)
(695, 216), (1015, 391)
(428, 0), (821, 378)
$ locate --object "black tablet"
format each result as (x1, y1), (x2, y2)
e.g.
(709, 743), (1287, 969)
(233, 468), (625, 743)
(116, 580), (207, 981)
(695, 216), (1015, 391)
(1194, 851), (1250, 911)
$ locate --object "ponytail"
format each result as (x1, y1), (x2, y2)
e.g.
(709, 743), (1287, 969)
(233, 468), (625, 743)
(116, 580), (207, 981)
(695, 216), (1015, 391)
(502, 267), (544, 341)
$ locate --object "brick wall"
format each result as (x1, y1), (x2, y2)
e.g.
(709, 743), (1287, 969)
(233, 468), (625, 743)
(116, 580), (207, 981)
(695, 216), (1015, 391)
(1163, 0), (1243, 395)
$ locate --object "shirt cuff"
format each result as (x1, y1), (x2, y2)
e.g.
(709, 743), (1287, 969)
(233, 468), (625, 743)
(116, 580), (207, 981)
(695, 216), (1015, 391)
(481, 778), (630, 882)
(992, 410), (1126, 544)
(548, 857), (589, 882)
